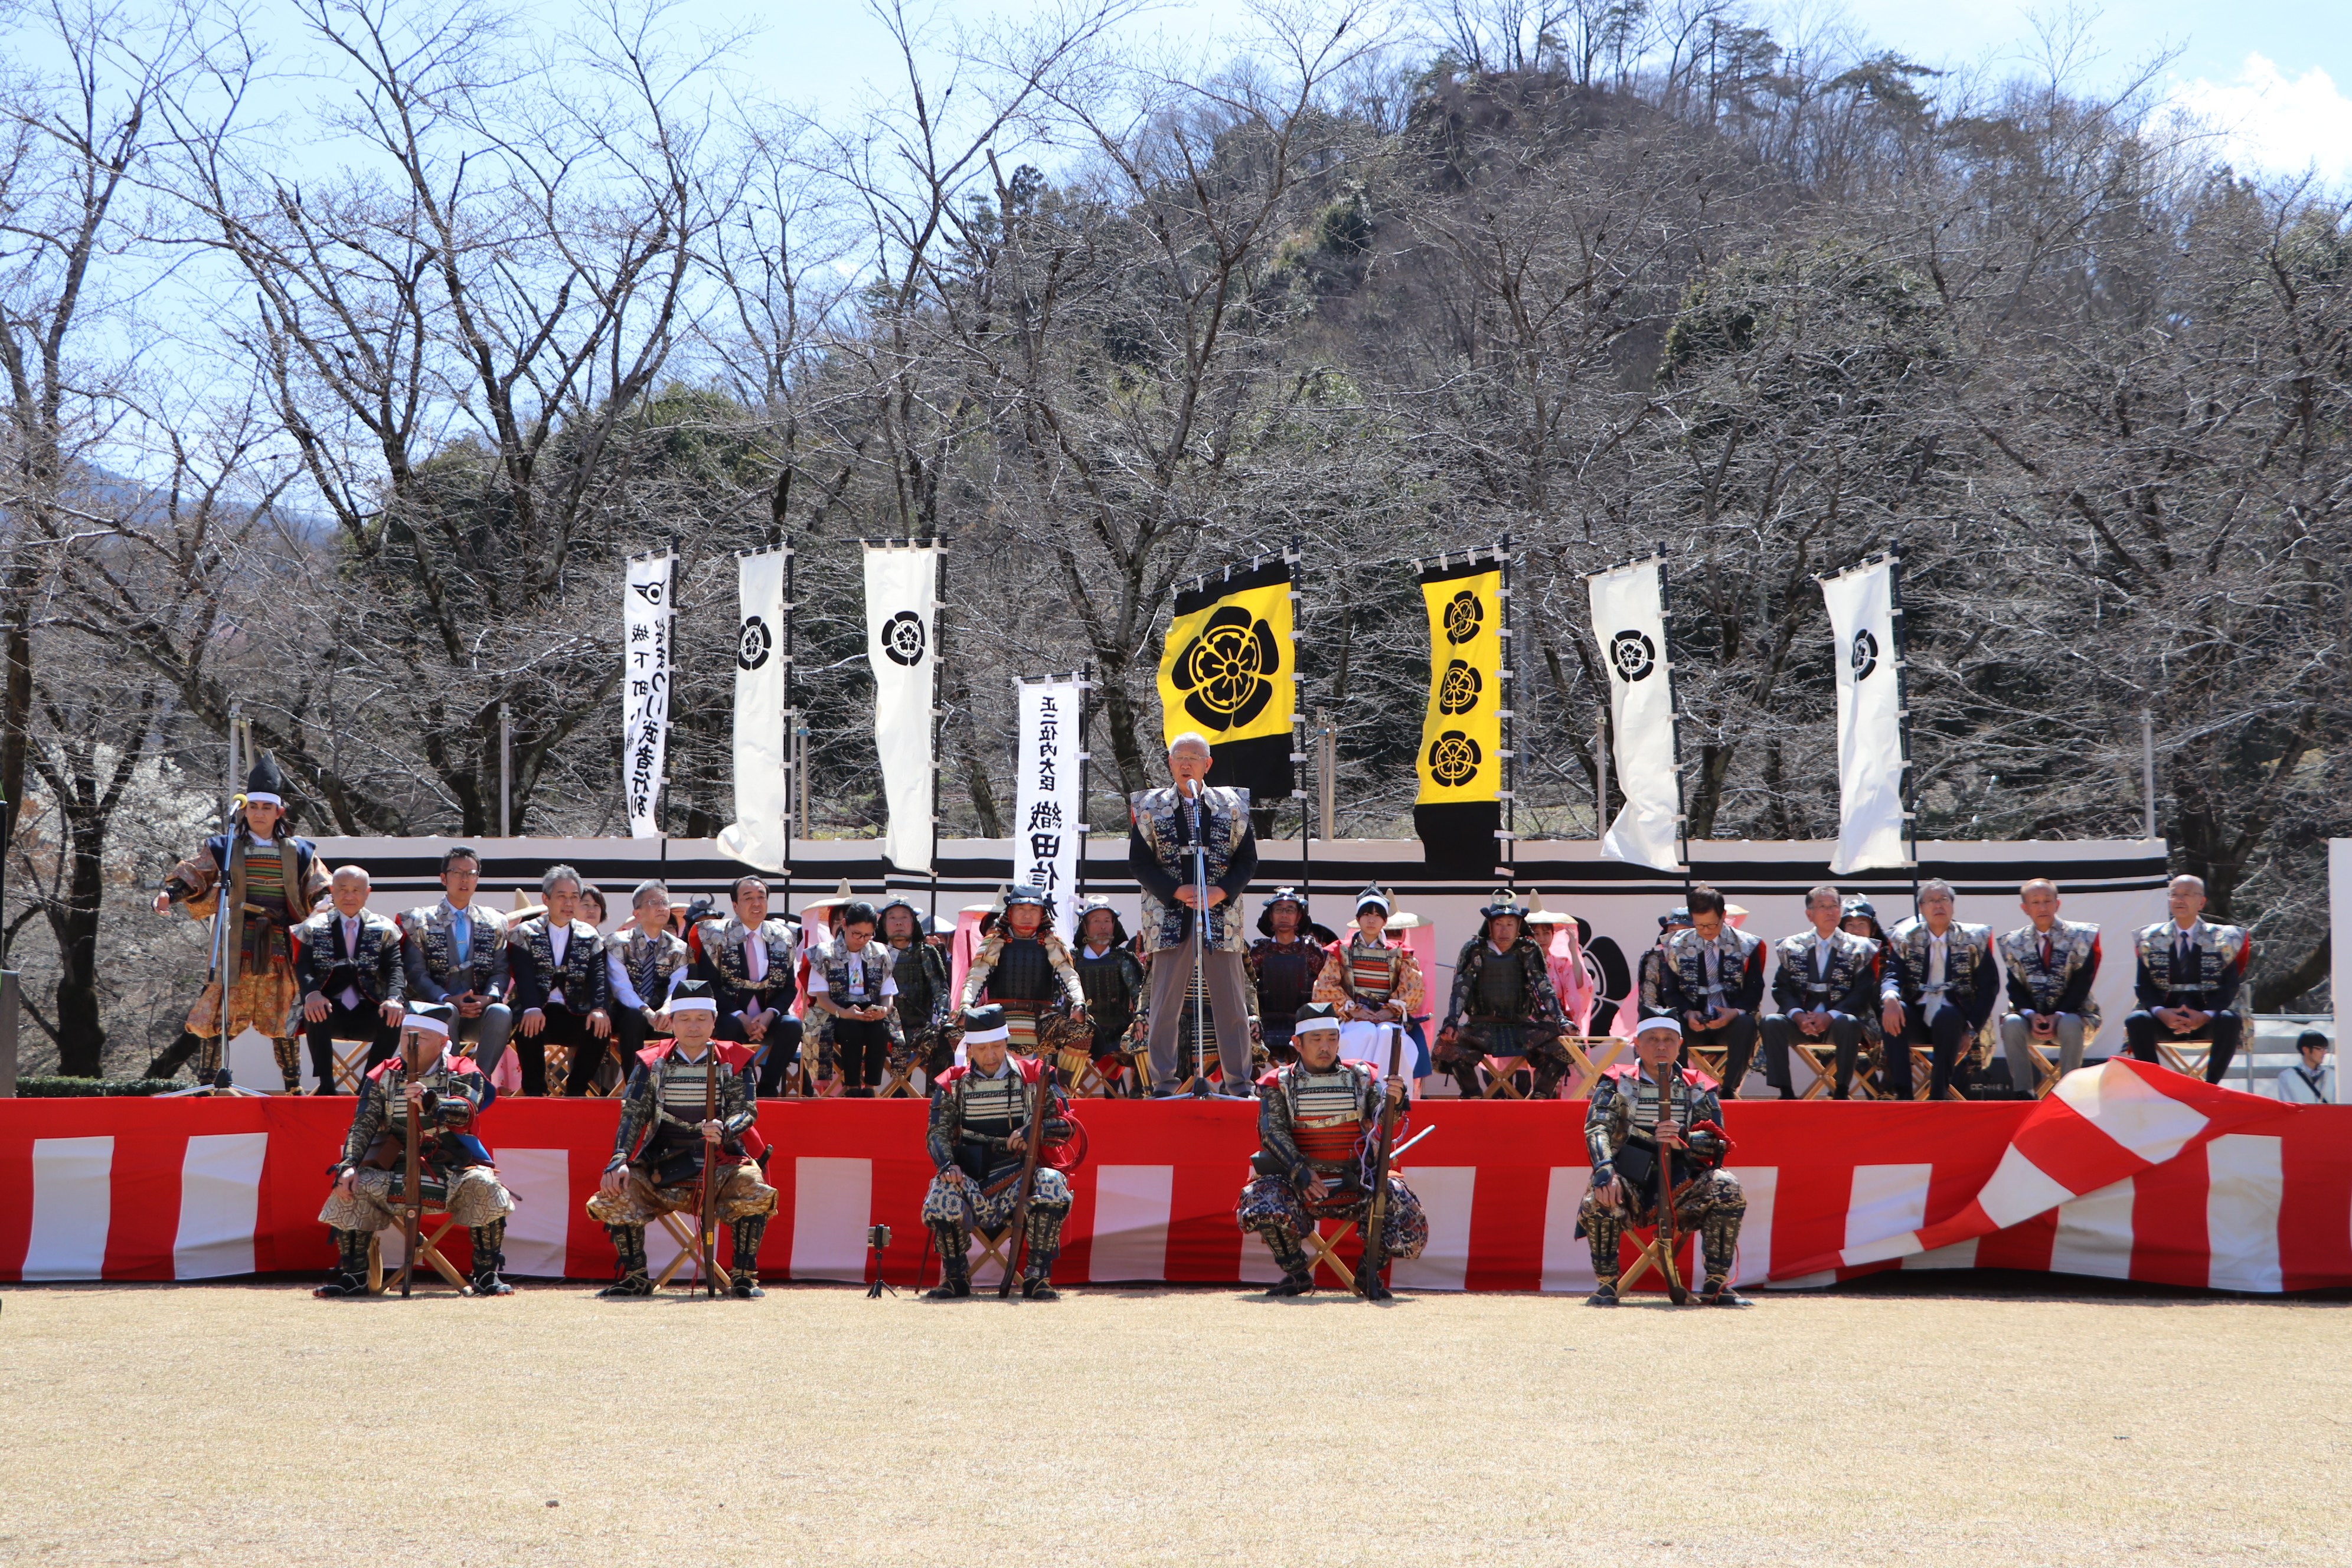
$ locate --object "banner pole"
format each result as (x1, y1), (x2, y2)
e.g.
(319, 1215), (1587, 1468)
(498, 702), (511, 838)
(1499, 535), (1515, 884)
(1077, 664), (1092, 909)
(1595, 703), (1609, 842)
(2140, 707), (2157, 841)
(929, 538), (945, 929)
(782, 539), (796, 925)
(1657, 548), (1691, 894)
(1889, 542), (1917, 906)
(1289, 539), (1309, 915)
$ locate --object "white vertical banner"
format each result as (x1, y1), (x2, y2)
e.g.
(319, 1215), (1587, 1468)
(1820, 555), (1910, 875)
(717, 547), (790, 871)
(864, 542), (939, 874)
(622, 552), (675, 839)
(1014, 678), (1085, 939)
(1587, 557), (1683, 873)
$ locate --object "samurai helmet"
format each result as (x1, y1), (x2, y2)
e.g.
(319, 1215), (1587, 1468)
(1658, 906), (1693, 932)
(1353, 883), (1392, 917)
(1072, 895), (1128, 949)
(1002, 883), (1054, 920)
(1257, 886), (1311, 936)
(238, 750), (290, 824)
(1477, 888), (1533, 943)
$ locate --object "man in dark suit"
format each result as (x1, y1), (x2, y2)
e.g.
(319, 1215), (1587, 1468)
(1761, 885), (1881, 1099)
(295, 866), (409, 1088)
(1879, 879), (2000, 1100)
(508, 864), (612, 1095)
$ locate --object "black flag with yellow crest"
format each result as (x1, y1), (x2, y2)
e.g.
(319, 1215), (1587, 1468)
(1414, 553), (1504, 872)
(1157, 558), (1296, 802)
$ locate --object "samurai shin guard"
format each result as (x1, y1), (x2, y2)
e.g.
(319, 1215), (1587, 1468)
(1700, 1206), (1742, 1283)
(1262, 1226), (1314, 1285)
(1023, 1207), (1064, 1282)
(730, 1215), (769, 1293)
(1583, 1208), (1625, 1286)
(599, 1223), (652, 1297)
(271, 1035), (303, 1092)
(315, 1227), (370, 1297)
(929, 1220), (970, 1286)
(469, 1220), (512, 1295)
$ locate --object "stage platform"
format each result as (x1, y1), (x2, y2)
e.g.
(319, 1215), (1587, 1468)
(3, 1063), (2344, 1293)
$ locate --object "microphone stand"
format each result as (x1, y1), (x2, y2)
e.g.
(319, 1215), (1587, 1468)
(1188, 779), (1213, 1097)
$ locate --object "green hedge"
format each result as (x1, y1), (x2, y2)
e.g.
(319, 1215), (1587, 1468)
(13, 1075), (187, 1097)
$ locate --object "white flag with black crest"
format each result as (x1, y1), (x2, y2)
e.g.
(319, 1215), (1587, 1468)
(1587, 557), (1683, 873)
(1821, 556), (1910, 874)
(864, 542), (939, 873)
(1014, 678), (1085, 940)
(717, 547), (789, 871)
(621, 553), (674, 839)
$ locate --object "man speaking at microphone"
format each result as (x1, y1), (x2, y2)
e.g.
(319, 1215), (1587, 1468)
(1128, 732), (1260, 1095)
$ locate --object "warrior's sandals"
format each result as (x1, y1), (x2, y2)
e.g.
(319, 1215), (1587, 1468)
(597, 1273), (655, 1299)
(1586, 1281), (1621, 1307)
(925, 1280), (972, 1301)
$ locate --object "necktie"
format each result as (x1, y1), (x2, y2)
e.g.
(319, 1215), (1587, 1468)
(452, 907), (470, 966)
(341, 917), (362, 1010)
(633, 937), (659, 1005)
(2176, 932), (2193, 988)
(746, 932), (766, 984)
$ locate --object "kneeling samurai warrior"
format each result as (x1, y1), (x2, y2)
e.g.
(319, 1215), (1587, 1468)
(1577, 1016), (1747, 1308)
(315, 1001), (514, 1298)
(584, 980), (778, 1299)
(1235, 1002), (1427, 1299)
(921, 1004), (1076, 1301)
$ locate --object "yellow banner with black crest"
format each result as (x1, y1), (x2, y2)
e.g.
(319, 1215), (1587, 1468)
(1157, 558), (1296, 799)
(1416, 556), (1502, 805)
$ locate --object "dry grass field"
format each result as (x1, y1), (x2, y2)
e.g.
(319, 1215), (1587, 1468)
(1, 1278), (2343, 1566)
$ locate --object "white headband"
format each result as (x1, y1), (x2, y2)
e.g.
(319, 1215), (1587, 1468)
(1293, 1016), (1341, 1035)
(244, 792), (283, 808)
(667, 998), (717, 1014)
(404, 1014), (450, 1038)
(962, 1023), (1011, 1046)
(1635, 1015), (1684, 1040)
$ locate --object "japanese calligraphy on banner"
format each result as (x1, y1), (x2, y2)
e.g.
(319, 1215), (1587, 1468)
(621, 553), (674, 838)
(1014, 678), (1084, 939)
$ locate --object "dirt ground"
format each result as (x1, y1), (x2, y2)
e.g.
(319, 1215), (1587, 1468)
(0, 1278), (2343, 1566)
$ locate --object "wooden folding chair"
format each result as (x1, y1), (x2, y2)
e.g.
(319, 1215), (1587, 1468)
(542, 1041), (573, 1093)
(1562, 1035), (1629, 1099)
(1476, 1056), (1532, 1099)
(1299, 1219), (1358, 1290)
(1616, 1221), (1688, 1301)
(652, 1210), (724, 1291)
(329, 1038), (373, 1093)
(969, 1227), (1015, 1286)
(1684, 1042), (1734, 1091)
(366, 1209), (471, 1295)
(875, 1057), (925, 1098)
(2156, 1039), (2214, 1079)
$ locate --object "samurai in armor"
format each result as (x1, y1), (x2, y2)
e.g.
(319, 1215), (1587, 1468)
(315, 1002), (514, 1298)
(607, 879), (692, 1066)
(1236, 1003), (1425, 1298)
(1759, 885), (1881, 1099)
(1657, 884), (1766, 1092)
(808, 902), (904, 1096)
(1577, 1017), (1747, 1307)
(958, 884), (1086, 1057)
(1612, 906), (1690, 1046)
(152, 752), (329, 1089)
(1437, 890), (1571, 1098)
(879, 897), (953, 1079)
(398, 846), (512, 1076)
(1247, 887), (1330, 1063)
(1878, 880), (2000, 1100)
(1071, 897), (1148, 1093)
(921, 1005), (1074, 1300)
(1997, 878), (2102, 1096)
(584, 981), (778, 1298)
(694, 876), (802, 1095)
(294, 866), (408, 1087)
(2124, 874), (2250, 1083)
(1314, 885), (1429, 1079)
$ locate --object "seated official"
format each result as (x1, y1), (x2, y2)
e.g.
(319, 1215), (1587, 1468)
(397, 845), (512, 1077)
(607, 880), (692, 1064)
(1760, 884), (1879, 1099)
(1246, 888), (1328, 1063)
(1997, 878), (2102, 1095)
(1234, 1002), (1425, 1298)
(694, 876), (801, 1093)
(1879, 879), (1999, 1100)
(2124, 874), (2251, 1084)
(585, 980), (776, 1298)
(808, 902), (903, 1097)
(508, 865), (613, 1096)
(1576, 1016), (1747, 1307)
(315, 1002), (514, 1299)
(295, 866), (407, 1088)
(1656, 884), (1765, 1092)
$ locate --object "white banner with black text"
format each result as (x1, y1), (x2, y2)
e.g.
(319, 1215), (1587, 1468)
(1014, 679), (1085, 939)
(1821, 556), (1910, 875)
(717, 547), (790, 871)
(1587, 557), (1683, 873)
(864, 543), (939, 874)
(621, 553), (674, 839)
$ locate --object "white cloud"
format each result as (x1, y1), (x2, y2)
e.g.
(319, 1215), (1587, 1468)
(2168, 54), (2352, 186)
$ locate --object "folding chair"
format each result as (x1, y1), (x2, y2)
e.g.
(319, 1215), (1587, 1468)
(1784, 1031), (1884, 1100)
(875, 1057), (925, 1099)
(652, 1210), (725, 1292)
(1476, 1056), (1533, 1099)
(542, 1042), (573, 1093)
(2011, 1020), (2101, 1099)
(365, 1208), (472, 1295)
(1562, 1035), (1629, 1099)
(1299, 1217), (1359, 1290)
(1616, 1221), (1690, 1300)
(328, 1038), (373, 1093)
(2156, 1039), (2214, 1079)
